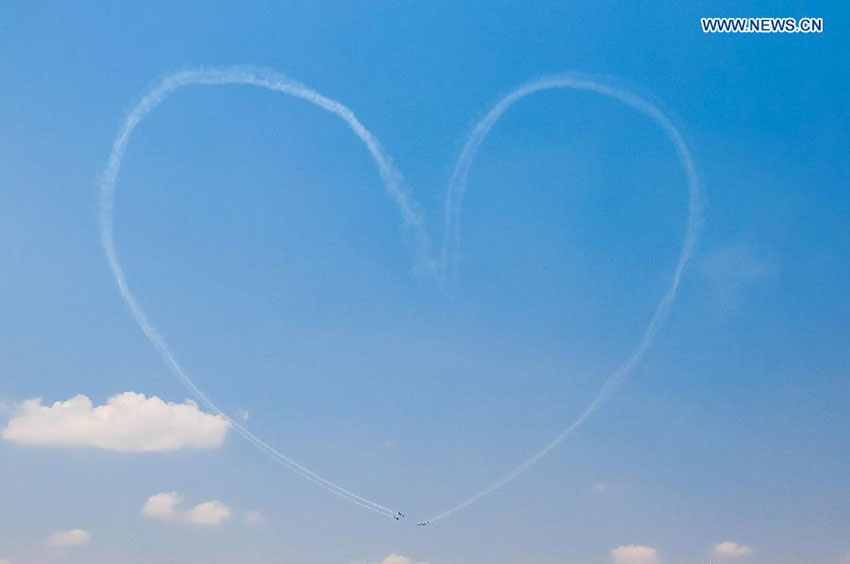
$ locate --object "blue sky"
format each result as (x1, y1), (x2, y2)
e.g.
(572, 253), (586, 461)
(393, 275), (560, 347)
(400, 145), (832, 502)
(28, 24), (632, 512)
(1, 2), (848, 563)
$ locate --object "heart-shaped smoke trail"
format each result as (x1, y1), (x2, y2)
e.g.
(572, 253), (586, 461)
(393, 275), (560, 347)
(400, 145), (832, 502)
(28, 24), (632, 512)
(100, 66), (701, 525)
(423, 74), (702, 525)
(98, 66), (433, 519)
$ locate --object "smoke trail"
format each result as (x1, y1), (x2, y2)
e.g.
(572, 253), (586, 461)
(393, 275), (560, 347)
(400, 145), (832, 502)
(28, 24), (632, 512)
(98, 66), (426, 518)
(427, 74), (702, 524)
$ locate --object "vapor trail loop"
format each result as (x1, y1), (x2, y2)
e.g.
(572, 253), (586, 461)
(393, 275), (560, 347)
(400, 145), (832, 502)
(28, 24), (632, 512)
(98, 66), (429, 518)
(426, 73), (703, 524)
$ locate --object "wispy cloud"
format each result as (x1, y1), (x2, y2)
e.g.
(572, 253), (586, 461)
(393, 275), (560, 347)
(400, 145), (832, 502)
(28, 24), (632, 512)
(142, 492), (231, 526)
(700, 242), (775, 315)
(611, 544), (659, 563)
(2, 392), (229, 451)
(713, 540), (753, 557)
(46, 529), (90, 547)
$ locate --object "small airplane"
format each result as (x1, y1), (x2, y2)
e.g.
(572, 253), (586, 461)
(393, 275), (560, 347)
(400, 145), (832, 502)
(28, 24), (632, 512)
(417, 521), (430, 527)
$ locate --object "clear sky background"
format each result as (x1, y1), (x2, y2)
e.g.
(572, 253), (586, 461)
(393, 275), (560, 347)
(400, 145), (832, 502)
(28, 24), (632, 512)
(1, 2), (848, 563)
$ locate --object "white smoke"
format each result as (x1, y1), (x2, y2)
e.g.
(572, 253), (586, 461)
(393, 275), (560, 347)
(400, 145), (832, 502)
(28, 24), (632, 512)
(99, 66), (419, 518)
(426, 73), (702, 524)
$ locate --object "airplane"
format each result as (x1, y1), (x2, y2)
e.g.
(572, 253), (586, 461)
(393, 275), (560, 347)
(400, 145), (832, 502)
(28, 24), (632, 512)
(417, 521), (430, 527)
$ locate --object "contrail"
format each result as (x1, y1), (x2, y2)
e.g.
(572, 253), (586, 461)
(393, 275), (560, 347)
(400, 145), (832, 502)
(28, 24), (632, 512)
(426, 74), (703, 524)
(98, 66), (426, 519)
(101, 67), (700, 525)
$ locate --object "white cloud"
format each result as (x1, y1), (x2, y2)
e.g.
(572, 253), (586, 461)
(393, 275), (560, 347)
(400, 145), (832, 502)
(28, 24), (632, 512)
(142, 491), (181, 520)
(47, 529), (91, 547)
(611, 545), (659, 564)
(185, 500), (231, 525)
(142, 492), (231, 526)
(381, 556), (417, 564)
(378, 555), (429, 564)
(714, 541), (753, 557)
(351, 554), (429, 564)
(2, 392), (229, 452)
(0, 558), (12, 564)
